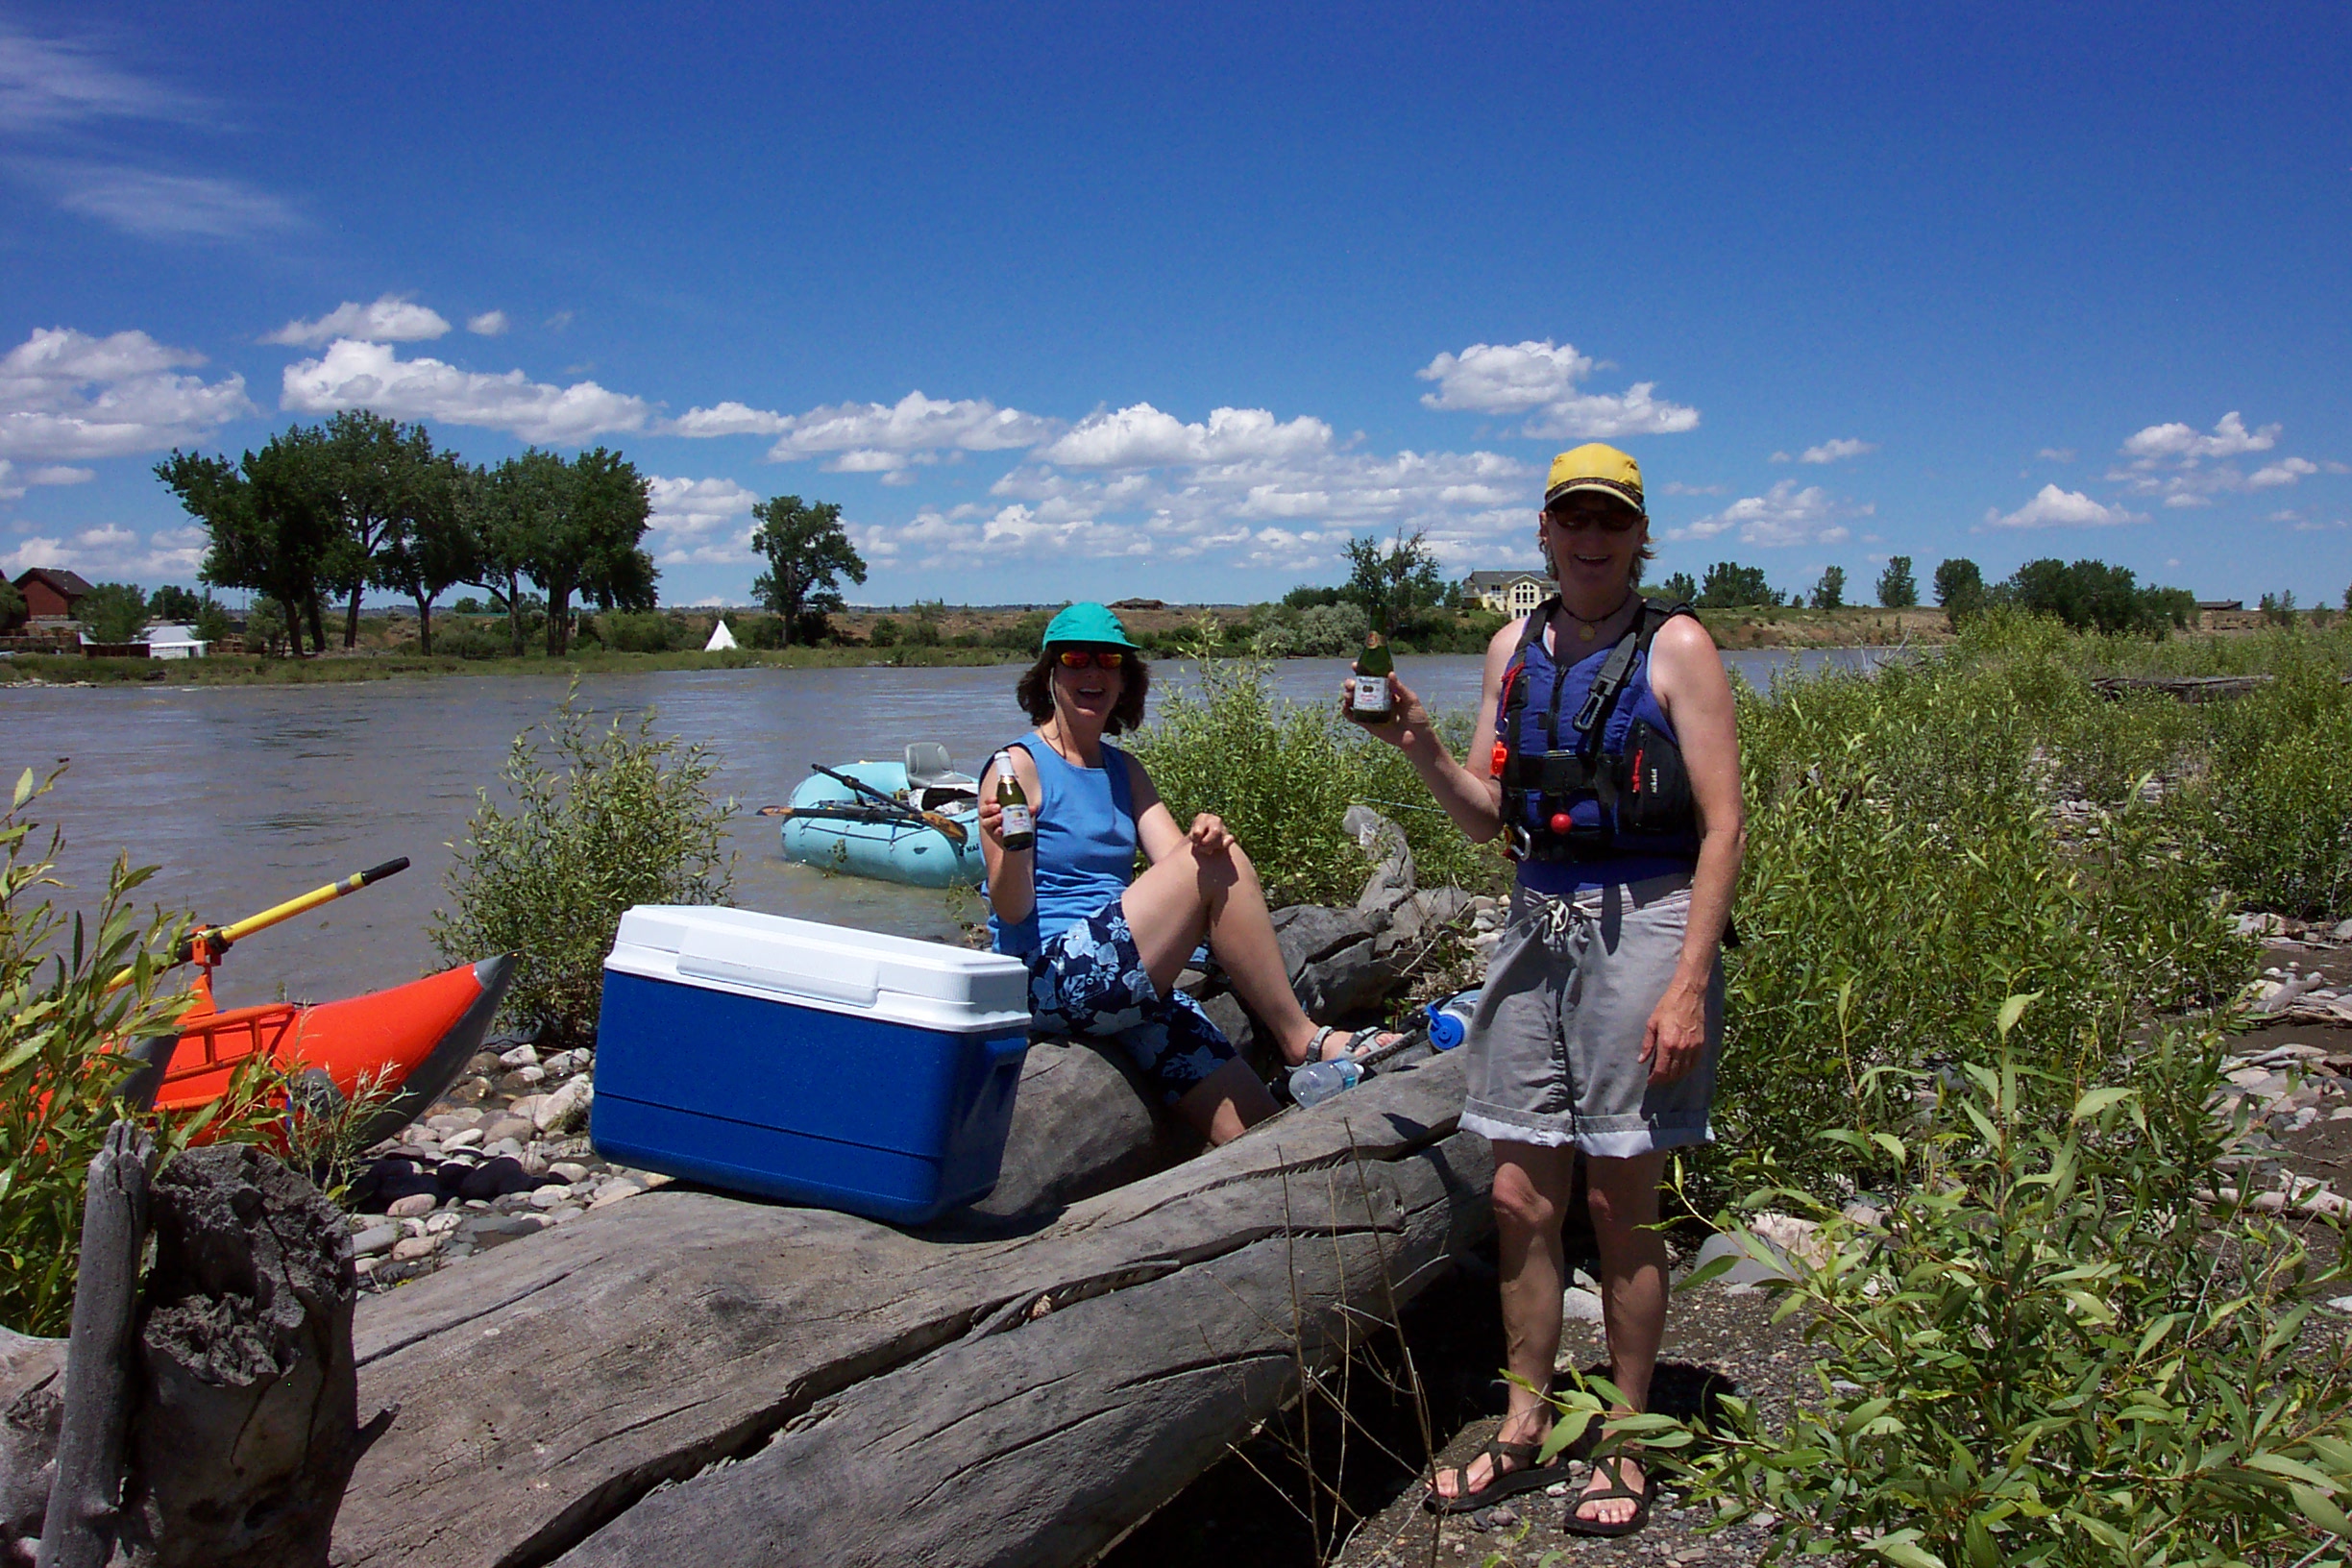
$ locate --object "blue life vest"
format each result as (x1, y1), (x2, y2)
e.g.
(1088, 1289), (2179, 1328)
(1496, 597), (1702, 886)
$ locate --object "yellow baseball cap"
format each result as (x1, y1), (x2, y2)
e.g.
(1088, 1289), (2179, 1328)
(1544, 443), (1645, 514)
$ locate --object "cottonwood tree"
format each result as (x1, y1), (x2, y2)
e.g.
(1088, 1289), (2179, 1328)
(157, 431), (339, 656)
(1342, 527), (1445, 638)
(750, 494), (866, 648)
(1699, 561), (1779, 608)
(1811, 565), (1847, 610)
(1934, 557), (1985, 622)
(314, 410), (438, 648)
(375, 453), (481, 654)
(1875, 554), (1919, 608)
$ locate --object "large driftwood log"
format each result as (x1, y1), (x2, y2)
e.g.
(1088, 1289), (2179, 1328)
(36, 1122), (150, 1568)
(332, 1047), (1490, 1568)
(113, 1143), (376, 1568)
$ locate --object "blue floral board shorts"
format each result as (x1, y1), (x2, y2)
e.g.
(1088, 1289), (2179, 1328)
(1025, 903), (1237, 1106)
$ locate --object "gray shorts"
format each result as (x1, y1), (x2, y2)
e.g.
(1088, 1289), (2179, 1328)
(1459, 874), (1723, 1159)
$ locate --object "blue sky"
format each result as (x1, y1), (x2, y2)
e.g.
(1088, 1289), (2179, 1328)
(3, 2), (2345, 609)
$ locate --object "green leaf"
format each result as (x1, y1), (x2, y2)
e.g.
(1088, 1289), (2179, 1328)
(2069, 1085), (2135, 1122)
(1864, 1536), (1946, 1568)
(2245, 1452), (2340, 1491)
(2293, 1482), (2352, 1537)
(11, 769), (30, 810)
(1997, 991), (2041, 1038)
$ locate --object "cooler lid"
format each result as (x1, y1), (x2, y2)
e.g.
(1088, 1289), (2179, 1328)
(607, 905), (1030, 1026)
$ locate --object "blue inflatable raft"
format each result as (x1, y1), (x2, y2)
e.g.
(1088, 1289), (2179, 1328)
(775, 747), (984, 889)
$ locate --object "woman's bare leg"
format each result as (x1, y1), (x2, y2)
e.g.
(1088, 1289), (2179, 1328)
(1121, 841), (1321, 1062)
(1571, 1149), (1669, 1530)
(1174, 1056), (1279, 1143)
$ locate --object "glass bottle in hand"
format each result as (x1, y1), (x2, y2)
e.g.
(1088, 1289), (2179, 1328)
(1351, 632), (1394, 723)
(993, 751), (1035, 851)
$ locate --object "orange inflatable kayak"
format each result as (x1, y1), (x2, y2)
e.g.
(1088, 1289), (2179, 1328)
(124, 955), (515, 1149)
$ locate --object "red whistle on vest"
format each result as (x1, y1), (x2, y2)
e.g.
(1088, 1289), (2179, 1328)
(1549, 812), (1574, 836)
(1490, 742), (1508, 777)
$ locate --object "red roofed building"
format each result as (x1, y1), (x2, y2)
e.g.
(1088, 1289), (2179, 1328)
(13, 568), (94, 624)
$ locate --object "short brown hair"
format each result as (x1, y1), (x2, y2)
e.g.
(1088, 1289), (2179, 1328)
(1016, 649), (1150, 734)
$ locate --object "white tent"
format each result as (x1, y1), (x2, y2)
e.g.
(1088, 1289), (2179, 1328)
(703, 618), (738, 651)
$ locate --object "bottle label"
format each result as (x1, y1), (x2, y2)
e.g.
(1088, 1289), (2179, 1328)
(1352, 674), (1392, 713)
(1000, 802), (1033, 838)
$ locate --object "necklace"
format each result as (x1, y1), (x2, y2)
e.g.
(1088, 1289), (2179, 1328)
(1559, 590), (1636, 642)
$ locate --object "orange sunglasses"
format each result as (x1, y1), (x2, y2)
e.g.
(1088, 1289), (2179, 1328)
(1054, 649), (1127, 669)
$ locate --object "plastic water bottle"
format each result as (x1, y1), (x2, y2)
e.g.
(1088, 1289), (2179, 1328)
(1424, 989), (1482, 1051)
(1288, 1057), (1363, 1108)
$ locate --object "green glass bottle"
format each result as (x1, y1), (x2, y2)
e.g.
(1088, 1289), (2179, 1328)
(993, 750), (1035, 851)
(1351, 632), (1395, 723)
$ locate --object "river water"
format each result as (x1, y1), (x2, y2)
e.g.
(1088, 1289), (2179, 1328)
(0, 649), (1889, 1008)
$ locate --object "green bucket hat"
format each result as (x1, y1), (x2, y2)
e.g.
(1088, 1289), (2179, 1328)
(1041, 601), (1140, 650)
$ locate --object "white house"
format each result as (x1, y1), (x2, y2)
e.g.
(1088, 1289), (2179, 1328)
(142, 624), (210, 660)
(1461, 570), (1550, 617)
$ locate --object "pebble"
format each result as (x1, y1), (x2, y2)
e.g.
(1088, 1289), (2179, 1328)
(482, 1115), (536, 1144)
(352, 1224), (399, 1257)
(388, 1192), (438, 1219)
(391, 1235), (439, 1262)
(499, 1042), (540, 1068)
(443, 1127), (485, 1152)
(527, 1185), (573, 1209)
(551, 1161), (593, 1184)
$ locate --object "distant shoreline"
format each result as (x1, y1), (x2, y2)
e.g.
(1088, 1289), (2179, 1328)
(0, 602), (2193, 689)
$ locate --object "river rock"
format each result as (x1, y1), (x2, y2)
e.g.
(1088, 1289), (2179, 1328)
(534, 1078), (593, 1134)
(352, 1223), (400, 1257)
(499, 1043), (540, 1068)
(0, 1327), (66, 1545)
(482, 1115), (536, 1144)
(956, 1037), (1192, 1223)
(387, 1192), (439, 1219)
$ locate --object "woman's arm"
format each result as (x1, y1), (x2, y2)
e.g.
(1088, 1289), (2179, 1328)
(977, 746), (1043, 924)
(1638, 615), (1747, 1085)
(1353, 619), (1516, 842)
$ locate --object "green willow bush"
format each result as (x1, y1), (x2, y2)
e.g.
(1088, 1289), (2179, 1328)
(0, 769), (279, 1335)
(1684, 1002), (2352, 1567)
(1129, 640), (1503, 909)
(430, 684), (735, 1044)
(1719, 638), (2252, 1200)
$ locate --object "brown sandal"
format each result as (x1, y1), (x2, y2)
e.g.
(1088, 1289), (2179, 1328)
(1422, 1438), (1568, 1514)
(1561, 1453), (1653, 1537)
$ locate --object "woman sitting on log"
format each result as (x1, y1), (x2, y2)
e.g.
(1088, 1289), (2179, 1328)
(977, 602), (1391, 1145)
(1353, 444), (1745, 1538)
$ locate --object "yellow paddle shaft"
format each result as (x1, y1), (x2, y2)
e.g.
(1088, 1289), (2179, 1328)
(106, 857), (410, 992)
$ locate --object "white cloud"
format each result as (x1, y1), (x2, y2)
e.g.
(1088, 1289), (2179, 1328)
(264, 295), (452, 348)
(0, 460), (94, 501)
(1415, 339), (1699, 438)
(1658, 480), (1725, 497)
(466, 310), (509, 337)
(1665, 481), (1858, 547)
(0, 327), (253, 460)
(1984, 484), (2144, 529)
(0, 523), (206, 579)
(45, 163), (298, 240)
(644, 475), (761, 565)
(1036, 404), (1332, 469)
(1796, 438), (1876, 465)
(669, 401), (788, 438)
(2121, 410), (2279, 464)
(770, 391), (1055, 460)
(281, 339), (649, 444)
(0, 24), (204, 132)
(2250, 457), (2319, 489)
(823, 449), (913, 474)
(2038, 448), (2076, 462)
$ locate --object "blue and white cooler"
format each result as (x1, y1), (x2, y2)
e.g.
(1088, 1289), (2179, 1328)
(590, 905), (1033, 1224)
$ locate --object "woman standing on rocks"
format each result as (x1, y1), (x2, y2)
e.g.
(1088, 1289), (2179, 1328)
(977, 602), (1392, 1146)
(1353, 444), (1745, 1537)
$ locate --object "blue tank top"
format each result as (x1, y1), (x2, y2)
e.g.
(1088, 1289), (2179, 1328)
(986, 736), (1137, 957)
(1507, 623), (1698, 895)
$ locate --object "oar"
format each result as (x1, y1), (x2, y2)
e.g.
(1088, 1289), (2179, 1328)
(807, 765), (970, 846)
(107, 857), (411, 992)
(760, 804), (943, 827)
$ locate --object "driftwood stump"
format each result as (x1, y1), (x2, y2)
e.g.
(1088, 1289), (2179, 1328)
(112, 1142), (378, 1568)
(35, 1122), (150, 1568)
